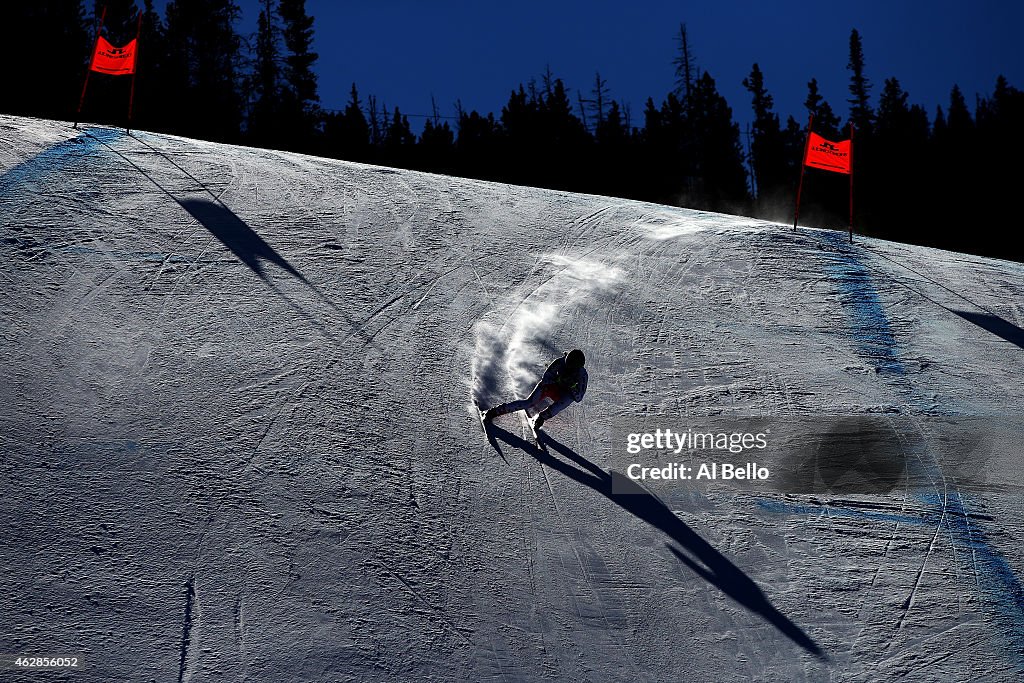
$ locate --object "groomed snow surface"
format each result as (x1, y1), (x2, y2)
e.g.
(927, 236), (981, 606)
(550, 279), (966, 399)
(2, 115), (1024, 682)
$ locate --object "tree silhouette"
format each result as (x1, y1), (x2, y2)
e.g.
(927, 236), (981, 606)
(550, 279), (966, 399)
(743, 63), (788, 210)
(132, 0), (173, 131)
(92, 1), (140, 42)
(44, 2), (90, 119)
(249, 0), (282, 145)
(596, 101), (627, 145)
(381, 107), (416, 166)
(846, 29), (873, 131)
(323, 83), (370, 160)
(945, 84), (973, 138)
(455, 108), (502, 179)
(278, 0), (319, 147)
(164, 0), (244, 142)
(1, 6), (1021, 261)
(590, 72), (609, 128)
(804, 78), (841, 138)
(673, 23), (698, 105)
(419, 116), (455, 173)
(688, 71), (750, 211)
(872, 77), (930, 243)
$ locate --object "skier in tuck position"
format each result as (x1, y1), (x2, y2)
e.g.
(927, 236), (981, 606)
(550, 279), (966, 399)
(483, 349), (588, 431)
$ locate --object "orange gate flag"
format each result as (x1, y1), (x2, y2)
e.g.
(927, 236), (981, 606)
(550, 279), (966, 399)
(90, 36), (137, 76)
(804, 131), (852, 174)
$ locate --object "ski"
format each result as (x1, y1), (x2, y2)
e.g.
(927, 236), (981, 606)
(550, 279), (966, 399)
(526, 414), (545, 450)
(474, 400), (508, 462)
(473, 400), (489, 434)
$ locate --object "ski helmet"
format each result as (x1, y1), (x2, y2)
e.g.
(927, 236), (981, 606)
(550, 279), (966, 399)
(566, 349), (585, 369)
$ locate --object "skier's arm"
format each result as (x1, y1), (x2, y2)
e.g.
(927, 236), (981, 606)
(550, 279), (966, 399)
(571, 369), (588, 402)
(541, 357), (564, 384)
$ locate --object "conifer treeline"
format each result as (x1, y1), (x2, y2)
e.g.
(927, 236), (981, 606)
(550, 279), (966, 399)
(3, 3), (1022, 260)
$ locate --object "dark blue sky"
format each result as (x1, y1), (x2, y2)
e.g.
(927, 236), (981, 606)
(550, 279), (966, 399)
(157, 0), (1023, 132)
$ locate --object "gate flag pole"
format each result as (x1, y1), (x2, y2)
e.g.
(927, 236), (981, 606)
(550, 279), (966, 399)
(849, 123), (855, 243)
(127, 9), (144, 134)
(75, 4), (108, 128)
(793, 115), (813, 230)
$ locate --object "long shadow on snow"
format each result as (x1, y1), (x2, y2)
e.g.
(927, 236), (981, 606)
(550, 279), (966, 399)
(488, 423), (826, 659)
(825, 234), (1024, 352)
(949, 309), (1024, 351)
(178, 198), (376, 346)
(179, 199), (304, 284)
(76, 129), (377, 348)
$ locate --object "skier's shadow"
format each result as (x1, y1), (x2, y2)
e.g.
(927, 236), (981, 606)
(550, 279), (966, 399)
(487, 423), (826, 660)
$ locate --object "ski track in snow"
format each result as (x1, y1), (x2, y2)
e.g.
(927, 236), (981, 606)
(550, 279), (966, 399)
(2, 114), (1024, 681)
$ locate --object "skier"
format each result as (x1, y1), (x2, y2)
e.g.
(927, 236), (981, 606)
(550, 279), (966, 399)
(483, 349), (588, 431)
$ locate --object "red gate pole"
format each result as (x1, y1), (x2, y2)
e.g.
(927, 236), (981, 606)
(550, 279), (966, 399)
(848, 123), (855, 243)
(793, 114), (814, 230)
(126, 10), (143, 134)
(75, 5), (108, 128)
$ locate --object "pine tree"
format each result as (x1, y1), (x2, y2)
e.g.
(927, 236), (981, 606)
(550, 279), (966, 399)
(908, 104), (930, 140)
(366, 95), (382, 147)
(344, 83), (370, 149)
(803, 78), (840, 138)
(876, 77), (909, 138)
(420, 119), (455, 149)
(29, 1), (90, 119)
(590, 72), (609, 127)
(926, 85), (979, 251)
(742, 63), (787, 204)
(990, 75), (1024, 133)
(133, 0), (171, 130)
(585, 98), (629, 194)
(576, 92), (590, 132)
(501, 85), (539, 155)
(673, 23), (698, 105)
(869, 77), (931, 243)
(636, 92), (692, 204)
(874, 79), (929, 149)
(847, 29), (873, 131)
(541, 78), (587, 188)
(454, 109), (501, 179)
(323, 82), (369, 160)
(278, 0), (319, 144)
(642, 98), (662, 139)
(977, 75), (1024, 162)
(973, 76), (1024, 257)
(781, 115), (804, 179)
(93, 1), (140, 43)
(932, 106), (946, 138)
(542, 78), (587, 147)
(689, 71), (749, 210)
(382, 107), (416, 164)
(596, 101), (627, 146)
(249, 0), (282, 143)
(419, 116), (455, 172)
(844, 29), (874, 233)
(164, 0), (245, 141)
(945, 84), (973, 137)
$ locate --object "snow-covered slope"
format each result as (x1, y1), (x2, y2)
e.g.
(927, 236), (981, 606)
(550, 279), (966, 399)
(2, 115), (1023, 682)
